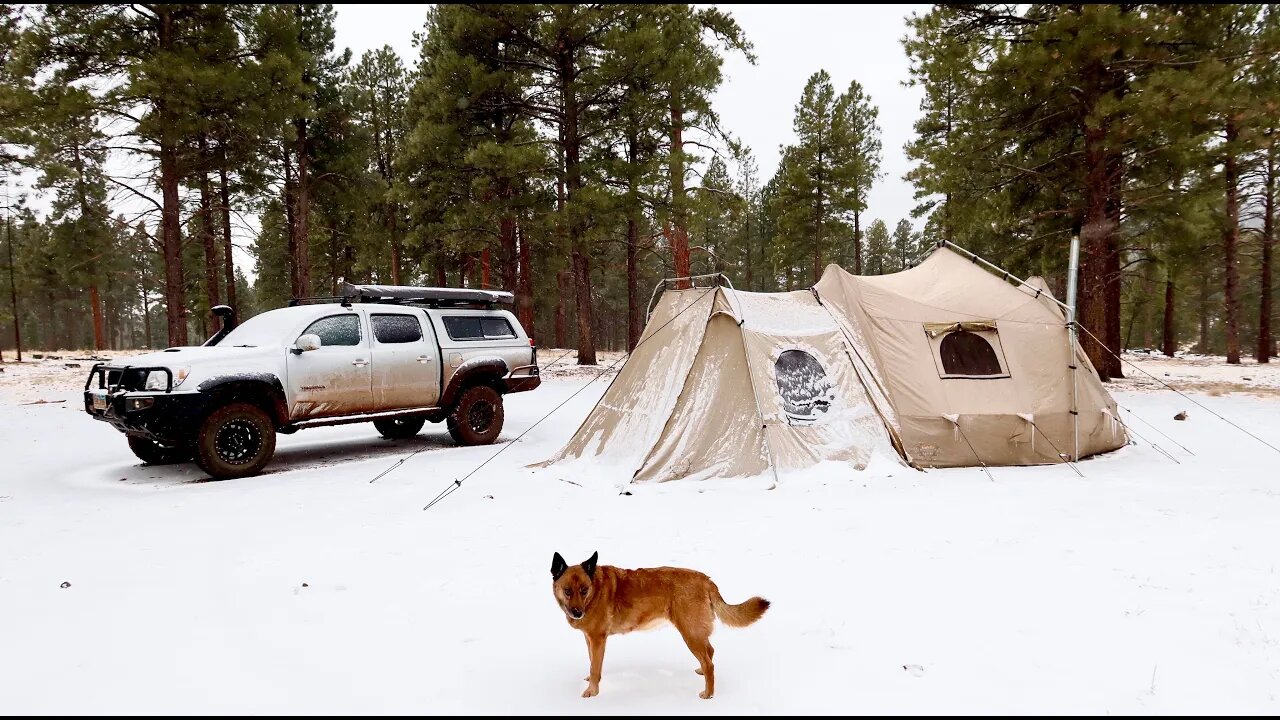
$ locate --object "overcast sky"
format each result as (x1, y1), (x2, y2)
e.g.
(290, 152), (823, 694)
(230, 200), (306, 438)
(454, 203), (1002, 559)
(333, 3), (932, 231)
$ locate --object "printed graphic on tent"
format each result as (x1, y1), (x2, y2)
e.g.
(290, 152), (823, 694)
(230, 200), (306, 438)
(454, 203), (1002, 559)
(545, 247), (1128, 482)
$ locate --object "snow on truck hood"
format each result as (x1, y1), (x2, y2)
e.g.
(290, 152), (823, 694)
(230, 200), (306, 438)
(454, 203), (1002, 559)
(123, 345), (281, 368)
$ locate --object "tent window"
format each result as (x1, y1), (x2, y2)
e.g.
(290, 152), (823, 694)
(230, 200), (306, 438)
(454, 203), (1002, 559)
(939, 330), (1004, 377)
(774, 350), (834, 425)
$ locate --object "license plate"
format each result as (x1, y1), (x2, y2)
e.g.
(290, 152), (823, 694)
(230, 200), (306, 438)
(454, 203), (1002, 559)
(92, 391), (108, 411)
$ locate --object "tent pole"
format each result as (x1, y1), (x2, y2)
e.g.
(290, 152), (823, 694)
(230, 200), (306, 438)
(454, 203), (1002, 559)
(943, 241), (1071, 312)
(1065, 234), (1081, 462)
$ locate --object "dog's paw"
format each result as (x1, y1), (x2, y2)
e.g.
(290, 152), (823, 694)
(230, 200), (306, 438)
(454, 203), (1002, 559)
(699, 690), (713, 700)
(695, 667), (704, 675)
(582, 685), (599, 698)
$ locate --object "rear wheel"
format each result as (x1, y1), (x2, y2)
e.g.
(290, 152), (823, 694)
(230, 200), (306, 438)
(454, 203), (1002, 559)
(373, 416), (426, 439)
(192, 402), (277, 479)
(447, 385), (504, 446)
(127, 436), (192, 465)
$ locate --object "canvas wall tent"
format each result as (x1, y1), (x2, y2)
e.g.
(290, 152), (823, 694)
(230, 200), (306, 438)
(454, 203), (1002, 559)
(546, 246), (1128, 482)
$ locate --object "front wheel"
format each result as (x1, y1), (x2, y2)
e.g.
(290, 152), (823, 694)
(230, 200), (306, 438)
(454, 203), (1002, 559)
(192, 402), (277, 479)
(127, 436), (192, 465)
(447, 385), (504, 446)
(373, 416), (426, 439)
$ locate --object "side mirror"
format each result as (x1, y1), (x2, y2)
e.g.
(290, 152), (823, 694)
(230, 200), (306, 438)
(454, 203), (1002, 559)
(293, 334), (322, 354)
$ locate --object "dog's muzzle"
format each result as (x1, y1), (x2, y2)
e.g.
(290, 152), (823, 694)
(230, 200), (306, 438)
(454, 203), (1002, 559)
(569, 608), (583, 619)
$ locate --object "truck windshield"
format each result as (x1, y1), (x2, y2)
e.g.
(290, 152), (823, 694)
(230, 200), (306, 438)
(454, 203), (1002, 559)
(217, 308), (302, 347)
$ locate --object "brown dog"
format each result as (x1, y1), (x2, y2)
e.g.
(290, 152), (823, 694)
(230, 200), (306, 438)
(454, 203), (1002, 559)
(550, 551), (769, 699)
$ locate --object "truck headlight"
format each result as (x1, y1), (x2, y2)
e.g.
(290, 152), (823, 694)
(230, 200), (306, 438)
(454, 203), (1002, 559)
(144, 367), (189, 390)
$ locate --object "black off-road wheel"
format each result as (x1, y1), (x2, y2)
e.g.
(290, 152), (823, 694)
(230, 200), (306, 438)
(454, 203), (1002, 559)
(374, 416), (426, 439)
(447, 385), (504, 446)
(127, 436), (192, 465)
(192, 402), (277, 480)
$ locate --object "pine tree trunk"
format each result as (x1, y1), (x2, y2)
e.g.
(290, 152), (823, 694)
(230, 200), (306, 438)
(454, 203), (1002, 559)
(555, 269), (569, 349)
(1258, 141), (1275, 363)
(1079, 123), (1116, 381)
(282, 146), (299, 298)
(198, 150), (221, 333)
(218, 160), (236, 312)
(562, 46), (594, 365)
(516, 222), (534, 341)
(1198, 270), (1211, 353)
(159, 139), (187, 348)
(89, 284), (106, 351)
(1104, 153), (1124, 377)
(1223, 118), (1241, 364)
(626, 214), (640, 351)
(500, 214), (517, 292)
(625, 127), (642, 351)
(389, 202), (402, 285)
(140, 281), (152, 350)
(1162, 271), (1176, 358)
(669, 100), (690, 288)
(481, 247), (491, 288)
(292, 117), (312, 299)
(853, 210), (863, 274)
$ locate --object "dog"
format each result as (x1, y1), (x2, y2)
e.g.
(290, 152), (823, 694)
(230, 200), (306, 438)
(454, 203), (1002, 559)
(550, 551), (769, 699)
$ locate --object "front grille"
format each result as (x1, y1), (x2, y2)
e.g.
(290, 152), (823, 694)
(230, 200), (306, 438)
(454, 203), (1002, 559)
(87, 365), (170, 392)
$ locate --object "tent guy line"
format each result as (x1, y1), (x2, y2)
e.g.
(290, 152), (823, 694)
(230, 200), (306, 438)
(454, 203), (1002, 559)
(366, 347), (579, 486)
(1074, 322), (1280, 456)
(412, 284), (722, 511)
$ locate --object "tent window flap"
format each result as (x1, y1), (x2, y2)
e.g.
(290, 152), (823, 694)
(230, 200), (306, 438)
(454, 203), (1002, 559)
(925, 322), (1010, 379)
(775, 349), (834, 425)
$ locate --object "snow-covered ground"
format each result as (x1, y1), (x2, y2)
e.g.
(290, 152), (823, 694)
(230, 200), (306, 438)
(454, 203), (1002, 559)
(1, 351), (1278, 713)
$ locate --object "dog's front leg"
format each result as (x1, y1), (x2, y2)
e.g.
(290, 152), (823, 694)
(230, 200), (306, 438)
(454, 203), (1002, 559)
(582, 632), (606, 698)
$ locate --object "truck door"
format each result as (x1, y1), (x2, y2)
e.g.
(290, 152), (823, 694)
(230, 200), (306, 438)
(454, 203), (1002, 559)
(369, 309), (441, 410)
(286, 311), (374, 419)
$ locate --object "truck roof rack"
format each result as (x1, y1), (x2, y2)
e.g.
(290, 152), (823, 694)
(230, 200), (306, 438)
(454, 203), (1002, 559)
(288, 283), (515, 309)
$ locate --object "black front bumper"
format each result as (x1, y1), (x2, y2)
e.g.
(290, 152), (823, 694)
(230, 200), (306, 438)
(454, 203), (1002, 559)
(84, 364), (210, 443)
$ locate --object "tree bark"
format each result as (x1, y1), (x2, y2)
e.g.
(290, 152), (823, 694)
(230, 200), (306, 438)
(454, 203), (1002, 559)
(1198, 269), (1211, 354)
(555, 269), (569, 349)
(560, 42), (594, 365)
(516, 221), (534, 341)
(1258, 139), (1275, 363)
(156, 8), (187, 347)
(1104, 151), (1124, 377)
(218, 159), (236, 312)
(292, 116), (312, 299)
(282, 144), (299, 298)
(853, 210), (863, 275)
(669, 100), (690, 288)
(1078, 121), (1117, 380)
(500, 213), (516, 291)
(198, 141), (221, 333)
(626, 213), (641, 351)
(1223, 118), (1242, 364)
(481, 247), (491, 288)
(626, 128), (642, 351)
(1162, 271), (1176, 358)
(89, 284), (106, 351)
(158, 140), (187, 347)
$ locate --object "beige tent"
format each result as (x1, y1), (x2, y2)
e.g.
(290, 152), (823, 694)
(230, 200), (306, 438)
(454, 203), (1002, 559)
(548, 246), (1127, 482)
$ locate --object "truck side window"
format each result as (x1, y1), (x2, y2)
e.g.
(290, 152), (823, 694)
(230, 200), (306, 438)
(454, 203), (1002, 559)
(442, 316), (516, 341)
(302, 315), (362, 346)
(371, 314), (424, 344)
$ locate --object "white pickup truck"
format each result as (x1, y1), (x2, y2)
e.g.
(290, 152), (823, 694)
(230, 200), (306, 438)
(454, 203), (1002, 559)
(84, 283), (540, 479)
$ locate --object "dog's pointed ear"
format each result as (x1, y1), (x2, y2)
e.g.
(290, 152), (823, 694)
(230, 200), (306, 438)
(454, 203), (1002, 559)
(551, 552), (568, 580)
(581, 551), (598, 579)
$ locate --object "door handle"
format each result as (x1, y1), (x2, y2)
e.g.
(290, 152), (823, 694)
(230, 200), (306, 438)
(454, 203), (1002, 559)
(352, 359), (369, 367)
(416, 355), (433, 363)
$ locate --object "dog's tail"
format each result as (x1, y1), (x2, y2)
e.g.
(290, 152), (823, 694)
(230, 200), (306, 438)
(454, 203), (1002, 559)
(712, 589), (770, 628)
